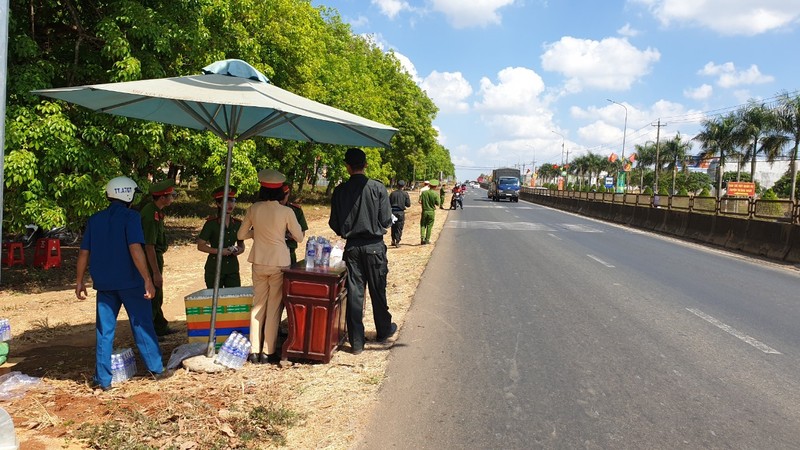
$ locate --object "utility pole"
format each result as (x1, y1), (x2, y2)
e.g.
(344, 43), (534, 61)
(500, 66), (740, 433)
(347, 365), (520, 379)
(651, 119), (666, 192)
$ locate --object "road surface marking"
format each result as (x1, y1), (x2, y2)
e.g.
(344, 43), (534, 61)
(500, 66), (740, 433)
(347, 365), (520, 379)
(548, 233), (562, 240)
(445, 221), (555, 231)
(560, 224), (602, 232)
(445, 221), (604, 232)
(686, 308), (781, 354)
(587, 254), (615, 267)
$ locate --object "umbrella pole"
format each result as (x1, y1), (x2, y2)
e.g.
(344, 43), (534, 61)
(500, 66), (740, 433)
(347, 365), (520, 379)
(206, 139), (236, 358)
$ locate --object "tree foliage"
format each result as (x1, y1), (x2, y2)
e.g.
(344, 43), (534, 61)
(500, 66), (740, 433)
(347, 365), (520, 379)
(4, 0), (452, 233)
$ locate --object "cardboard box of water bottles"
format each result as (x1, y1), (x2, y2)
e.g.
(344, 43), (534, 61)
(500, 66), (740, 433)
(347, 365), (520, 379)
(184, 287), (252, 349)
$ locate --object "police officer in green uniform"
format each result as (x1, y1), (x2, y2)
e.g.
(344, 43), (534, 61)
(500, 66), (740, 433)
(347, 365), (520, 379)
(197, 186), (245, 288)
(419, 179), (441, 245)
(280, 182), (308, 265)
(140, 179), (177, 340)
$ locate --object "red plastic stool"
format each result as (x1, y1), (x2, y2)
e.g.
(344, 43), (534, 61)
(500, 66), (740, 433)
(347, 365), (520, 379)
(34, 238), (61, 269)
(2, 242), (26, 267)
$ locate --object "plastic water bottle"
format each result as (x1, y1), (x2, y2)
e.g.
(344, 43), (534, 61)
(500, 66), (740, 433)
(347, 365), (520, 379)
(321, 243), (331, 267)
(123, 349), (137, 380)
(0, 319), (11, 342)
(215, 336), (232, 367)
(314, 239), (324, 266)
(0, 407), (18, 450)
(305, 237), (316, 269)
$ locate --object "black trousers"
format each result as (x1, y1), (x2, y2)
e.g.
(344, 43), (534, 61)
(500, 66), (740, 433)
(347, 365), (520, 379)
(391, 211), (406, 243)
(343, 241), (393, 350)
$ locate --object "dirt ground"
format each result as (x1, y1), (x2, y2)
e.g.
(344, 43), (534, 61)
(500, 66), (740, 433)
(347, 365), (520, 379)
(0, 192), (450, 449)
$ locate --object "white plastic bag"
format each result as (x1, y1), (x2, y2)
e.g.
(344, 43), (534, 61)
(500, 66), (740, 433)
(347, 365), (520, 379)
(0, 372), (41, 401)
(330, 240), (345, 267)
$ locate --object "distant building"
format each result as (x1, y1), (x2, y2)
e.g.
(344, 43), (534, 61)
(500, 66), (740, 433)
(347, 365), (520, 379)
(694, 157), (790, 189)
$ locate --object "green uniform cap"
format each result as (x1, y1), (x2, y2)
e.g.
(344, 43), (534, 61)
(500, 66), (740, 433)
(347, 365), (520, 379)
(213, 185), (237, 199)
(150, 179), (176, 196)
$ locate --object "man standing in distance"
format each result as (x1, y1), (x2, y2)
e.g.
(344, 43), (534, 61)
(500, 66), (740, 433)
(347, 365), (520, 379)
(389, 180), (411, 247)
(140, 179), (178, 340)
(76, 176), (166, 391)
(419, 179), (440, 244)
(329, 148), (397, 355)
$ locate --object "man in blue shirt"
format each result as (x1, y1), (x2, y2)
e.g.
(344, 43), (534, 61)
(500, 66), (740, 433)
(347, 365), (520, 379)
(75, 176), (167, 391)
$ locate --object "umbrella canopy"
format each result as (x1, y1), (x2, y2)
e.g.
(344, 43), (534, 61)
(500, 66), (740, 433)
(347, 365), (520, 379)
(33, 60), (398, 357)
(33, 60), (396, 148)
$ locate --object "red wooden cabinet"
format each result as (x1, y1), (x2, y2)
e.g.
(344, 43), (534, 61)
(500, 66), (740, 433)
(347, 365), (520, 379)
(281, 263), (347, 363)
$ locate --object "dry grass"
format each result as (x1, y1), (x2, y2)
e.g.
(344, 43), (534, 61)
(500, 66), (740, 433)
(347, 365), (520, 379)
(1, 191), (449, 449)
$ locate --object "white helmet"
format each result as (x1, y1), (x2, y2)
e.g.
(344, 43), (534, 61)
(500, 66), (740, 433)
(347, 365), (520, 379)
(106, 176), (141, 203)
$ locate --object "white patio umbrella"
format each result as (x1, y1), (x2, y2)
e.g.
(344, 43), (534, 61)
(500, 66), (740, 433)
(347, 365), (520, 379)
(33, 59), (397, 357)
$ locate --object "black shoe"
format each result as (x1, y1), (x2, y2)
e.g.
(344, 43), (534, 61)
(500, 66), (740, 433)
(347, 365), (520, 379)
(391, 240), (397, 246)
(248, 354), (260, 364)
(350, 345), (364, 355)
(421, 239), (425, 245)
(157, 327), (178, 337)
(377, 323), (398, 343)
(149, 370), (173, 381)
(261, 353), (281, 364)
(93, 383), (112, 392)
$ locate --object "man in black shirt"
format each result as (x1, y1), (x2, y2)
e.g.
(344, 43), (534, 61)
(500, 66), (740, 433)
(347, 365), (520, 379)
(329, 148), (397, 355)
(389, 180), (411, 247)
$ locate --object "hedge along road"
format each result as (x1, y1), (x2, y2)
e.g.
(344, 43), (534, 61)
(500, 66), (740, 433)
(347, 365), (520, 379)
(359, 187), (800, 449)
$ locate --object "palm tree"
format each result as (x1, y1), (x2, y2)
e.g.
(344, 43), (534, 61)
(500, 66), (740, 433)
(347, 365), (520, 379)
(633, 142), (657, 191)
(734, 101), (782, 182)
(585, 152), (605, 188)
(767, 92), (800, 201)
(660, 134), (691, 194)
(569, 154), (590, 189)
(695, 113), (738, 199)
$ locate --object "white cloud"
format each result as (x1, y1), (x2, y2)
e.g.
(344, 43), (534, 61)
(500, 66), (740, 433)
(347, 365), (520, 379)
(474, 67), (546, 113)
(372, 0), (412, 19)
(349, 15), (370, 28)
(617, 23), (640, 37)
(631, 0), (800, 36)
(430, 0), (517, 28)
(420, 71), (473, 113)
(541, 36), (660, 91)
(699, 62), (774, 88)
(391, 51), (422, 84)
(573, 99), (701, 150)
(684, 84), (713, 100)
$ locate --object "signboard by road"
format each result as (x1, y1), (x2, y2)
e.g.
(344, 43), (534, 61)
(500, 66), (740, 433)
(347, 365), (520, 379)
(727, 181), (756, 197)
(605, 176), (614, 188)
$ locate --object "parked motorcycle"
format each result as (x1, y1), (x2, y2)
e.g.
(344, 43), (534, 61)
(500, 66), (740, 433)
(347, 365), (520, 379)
(3, 224), (82, 247)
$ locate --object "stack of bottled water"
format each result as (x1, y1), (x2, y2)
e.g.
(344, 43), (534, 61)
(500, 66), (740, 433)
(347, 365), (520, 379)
(0, 319), (11, 342)
(111, 348), (136, 384)
(305, 236), (333, 269)
(214, 331), (251, 369)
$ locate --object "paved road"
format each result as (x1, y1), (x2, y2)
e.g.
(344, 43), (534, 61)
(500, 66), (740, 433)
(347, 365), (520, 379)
(358, 187), (800, 449)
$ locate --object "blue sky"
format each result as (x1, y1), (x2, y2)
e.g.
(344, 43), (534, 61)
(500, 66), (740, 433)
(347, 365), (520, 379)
(312, 0), (800, 182)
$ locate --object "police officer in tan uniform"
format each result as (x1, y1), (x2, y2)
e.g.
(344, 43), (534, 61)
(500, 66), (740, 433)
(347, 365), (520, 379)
(237, 169), (304, 364)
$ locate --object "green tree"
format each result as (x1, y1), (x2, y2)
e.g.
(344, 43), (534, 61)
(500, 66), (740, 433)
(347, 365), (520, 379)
(695, 113), (738, 199)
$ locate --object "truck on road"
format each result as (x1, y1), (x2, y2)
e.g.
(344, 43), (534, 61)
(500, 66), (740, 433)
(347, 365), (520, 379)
(488, 167), (521, 202)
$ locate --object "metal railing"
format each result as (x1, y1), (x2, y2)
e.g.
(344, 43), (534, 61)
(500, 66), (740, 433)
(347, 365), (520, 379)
(520, 187), (800, 224)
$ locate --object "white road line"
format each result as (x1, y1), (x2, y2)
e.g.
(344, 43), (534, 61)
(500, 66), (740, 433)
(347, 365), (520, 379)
(548, 233), (562, 240)
(686, 308), (781, 354)
(586, 254), (615, 268)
